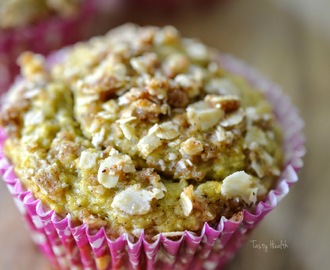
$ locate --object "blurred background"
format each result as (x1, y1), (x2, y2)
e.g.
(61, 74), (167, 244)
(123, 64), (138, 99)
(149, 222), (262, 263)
(1, 0), (329, 269)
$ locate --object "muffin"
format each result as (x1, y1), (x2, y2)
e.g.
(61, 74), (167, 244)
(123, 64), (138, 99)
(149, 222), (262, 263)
(0, 24), (304, 269)
(0, 0), (121, 94)
(0, 0), (86, 28)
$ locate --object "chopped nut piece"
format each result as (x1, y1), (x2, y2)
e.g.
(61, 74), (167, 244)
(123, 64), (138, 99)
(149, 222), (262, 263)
(97, 149), (135, 188)
(118, 88), (145, 105)
(187, 101), (224, 131)
(221, 171), (259, 204)
(251, 159), (264, 178)
(18, 52), (46, 79)
(118, 123), (135, 140)
(116, 117), (137, 140)
(115, 116), (137, 124)
(220, 109), (245, 128)
(148, 123), (160, 135)
(154, 25), (180, 45)
(184, 40), (210, 62)
(98, 167), (118, 189)
(145, 78), (168, 100)
(246, 107), (259, 123)
(180, 185), (194, 216)
(132, 228), (144, 238)
(151, 187), (165, 200)
(174, 74), (200, 98)
(133, 99), (167, 122)
(213, 126), (226, 142)
(91, 127), (106, 148)
(137, 122), (179, 156)
(152, 231), (185, 241)
(24, 110), (44, 126)
(177, 159), (191, 170)
(158, 159), (166, 171)
(180, 137), (204, 156)
(130, 53), (159, 74)
(78, 150), (99, 169)
(156, 121), (180, 140)
(167, 88), (189, 108)
(205, 95), (240, 112)
(168, 152), (178, 161)
(137, 133), (162, 157)
(80, 57), (127, 97)
(111, 184), (155, 215)
(205, 78), (239, 95)
(249, 146), (275, 178)
(245, 126), (267, 148)
(163, 54), (190, 77)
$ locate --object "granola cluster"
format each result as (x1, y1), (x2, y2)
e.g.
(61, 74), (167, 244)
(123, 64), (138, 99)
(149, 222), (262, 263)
(0, 24), (283, 238)
(0, 0), (83, 28)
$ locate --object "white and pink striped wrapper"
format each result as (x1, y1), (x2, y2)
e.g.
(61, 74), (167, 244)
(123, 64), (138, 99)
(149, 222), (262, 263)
(0, 54), (305, 270)
(0, 0), (122, 95)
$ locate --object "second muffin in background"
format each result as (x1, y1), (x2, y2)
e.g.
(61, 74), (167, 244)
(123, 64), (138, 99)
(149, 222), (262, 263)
(0, 0), (122, 94)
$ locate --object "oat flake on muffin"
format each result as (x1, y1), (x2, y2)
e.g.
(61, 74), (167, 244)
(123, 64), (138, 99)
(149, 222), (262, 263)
(0, 24), (283, 239)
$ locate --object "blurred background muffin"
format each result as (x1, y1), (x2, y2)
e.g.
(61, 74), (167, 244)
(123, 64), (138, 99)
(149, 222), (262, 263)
(0, 0), (83, 28)
(0, 0), (123, 94)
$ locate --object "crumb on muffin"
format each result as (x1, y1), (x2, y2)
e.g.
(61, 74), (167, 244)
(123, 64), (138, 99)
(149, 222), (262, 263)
(0, 24), (283, 238)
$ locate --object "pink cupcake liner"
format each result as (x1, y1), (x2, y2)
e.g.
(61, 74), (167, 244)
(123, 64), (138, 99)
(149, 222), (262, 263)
(0, 53), (305, 270)
(0, 0), (121, 95)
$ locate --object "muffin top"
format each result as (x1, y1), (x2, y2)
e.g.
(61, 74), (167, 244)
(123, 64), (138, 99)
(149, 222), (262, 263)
(0, 24), (283, 238)
(0, 0), (83, 29)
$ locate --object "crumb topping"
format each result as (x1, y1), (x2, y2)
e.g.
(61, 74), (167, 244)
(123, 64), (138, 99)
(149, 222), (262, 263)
(0, 24), (283, 238)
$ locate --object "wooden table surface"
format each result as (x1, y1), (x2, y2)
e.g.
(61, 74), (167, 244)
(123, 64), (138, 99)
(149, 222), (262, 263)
(1, 0), (329, 269)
